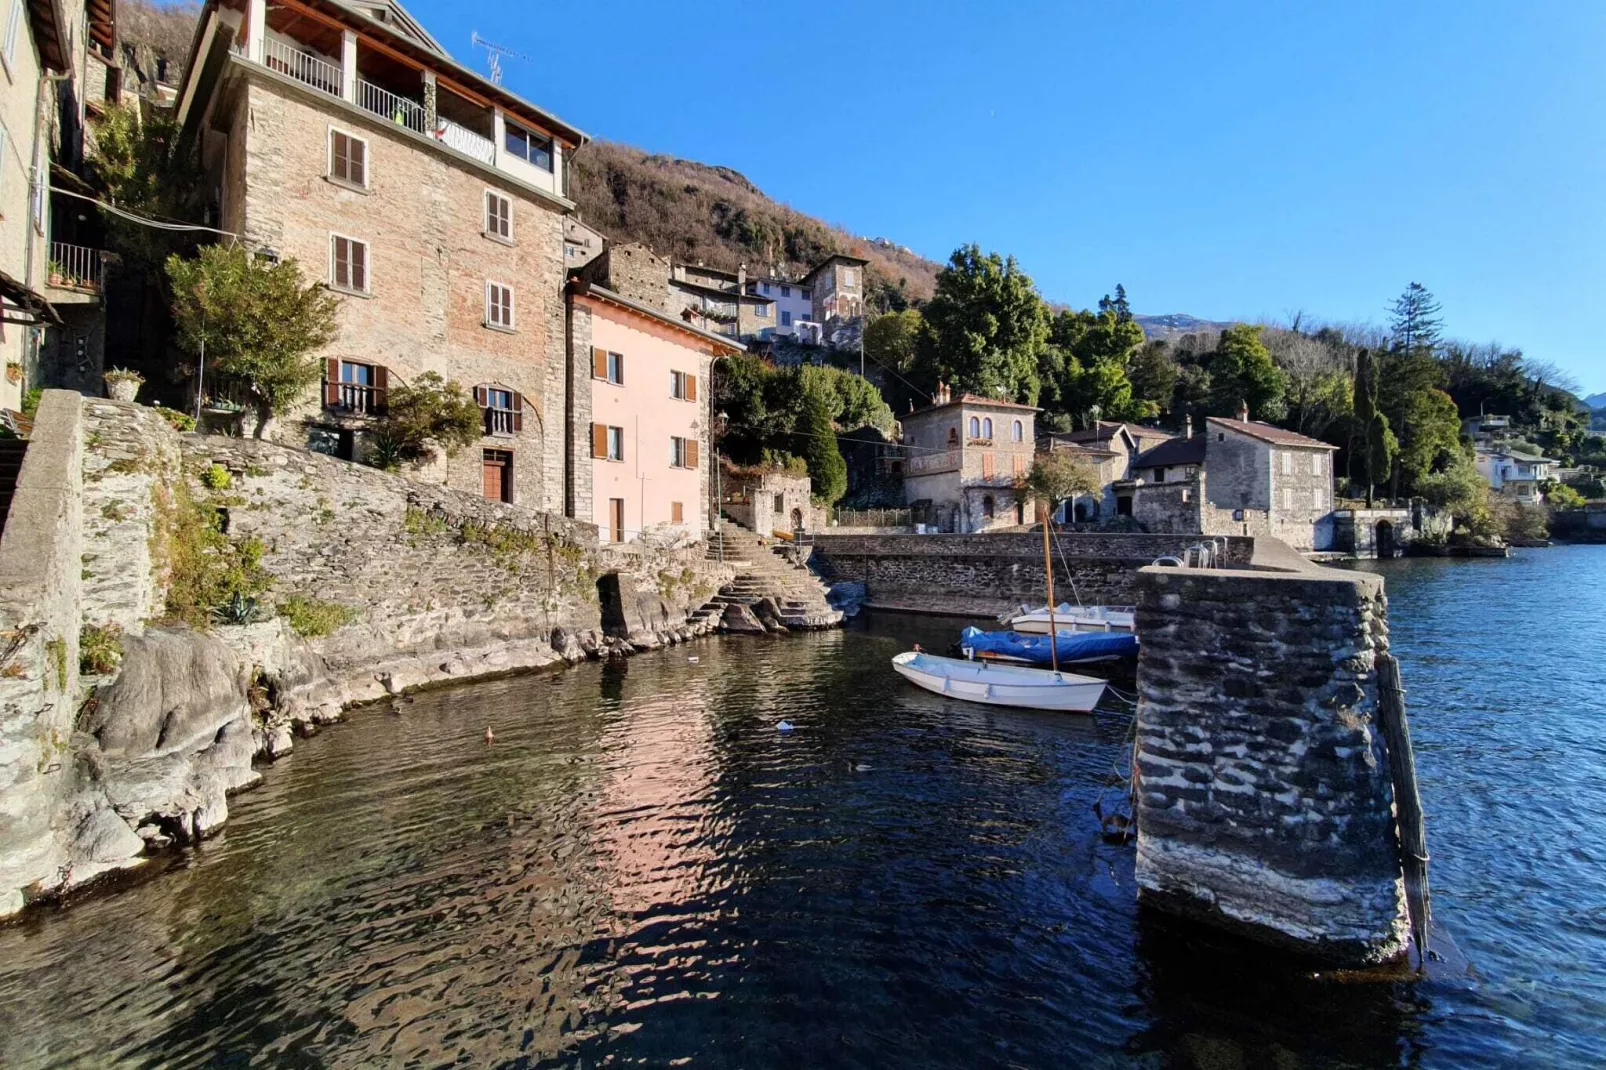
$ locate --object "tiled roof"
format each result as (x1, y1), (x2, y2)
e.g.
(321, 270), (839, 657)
(1207, 417), (1338, 449)
(1133, 435), (1206, 468)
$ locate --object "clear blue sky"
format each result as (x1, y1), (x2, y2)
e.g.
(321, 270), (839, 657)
(406, 0), (1605, 395)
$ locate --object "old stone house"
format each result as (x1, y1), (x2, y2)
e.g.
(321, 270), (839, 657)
(564, 252), (741, 543)
(1127, 410), (1338, 551)
(174, 0), (586, 510)
(0, 0), (120, 415)
(1041, 421), (1175, 521)
(900, 382), (1036, 532)
(717, 461), (819, 537)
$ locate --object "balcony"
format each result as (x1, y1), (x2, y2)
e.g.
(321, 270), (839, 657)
(261, 36), (340, 96)
(484, 407), (516, 436)
(47, 243), (107, 297)
(325, 380), (386, 415)
(437, 118), (495, 165)
(906, 449), (960, 476)
(357, 76), (426, 135)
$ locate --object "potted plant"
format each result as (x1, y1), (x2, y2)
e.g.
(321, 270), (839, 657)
(103, 367), (144, 403)
(47, 260), (65, 287)
(4, 363), (19, 385)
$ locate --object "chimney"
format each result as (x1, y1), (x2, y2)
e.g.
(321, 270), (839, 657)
(738, 264), (747, 294)
(1183, 413), (1193, 438)
(1237, 400), (1250, 423)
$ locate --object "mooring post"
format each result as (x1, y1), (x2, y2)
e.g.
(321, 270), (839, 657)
(1377, 652), (1432, 967)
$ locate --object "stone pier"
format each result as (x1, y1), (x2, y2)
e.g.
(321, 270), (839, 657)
(1133, 543), (1410, 964)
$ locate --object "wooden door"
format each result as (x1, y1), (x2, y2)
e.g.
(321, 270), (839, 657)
(482, 450), (512, 503)
(609, 498), (625, 543)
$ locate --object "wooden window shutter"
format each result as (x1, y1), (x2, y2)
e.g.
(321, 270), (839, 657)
(592, 346), (608, 379)
(350, 137), (365, 185)
(324, 358), (340, 405)
(332, 133), (347, 178)
(592, 423), (607, 458)
(511, 391), (524, 433)
(686, 373), (698, 401)
(982, 452), (995, 478)
(474, 384), (489, 407)
(686, 439), (699, 469)
(671, 501), (683, 523)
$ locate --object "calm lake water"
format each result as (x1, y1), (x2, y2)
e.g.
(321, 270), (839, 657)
(1, 546), (1603, 1068)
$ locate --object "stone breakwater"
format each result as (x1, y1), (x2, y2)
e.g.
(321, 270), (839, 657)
(0, 394), (739, 917)
(1133, 547), (1410, 964)
(811, 531), (1254, 616)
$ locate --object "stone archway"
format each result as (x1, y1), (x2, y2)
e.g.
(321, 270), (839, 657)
(1375, 520), (1397, 558)
(790, 507), (804, 534)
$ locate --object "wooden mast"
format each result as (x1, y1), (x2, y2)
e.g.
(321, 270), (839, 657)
(1042, 503), (1059, 674)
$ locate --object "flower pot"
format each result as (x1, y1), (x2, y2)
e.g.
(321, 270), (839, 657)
(4, 364), (19, 385)
(106, 378), (140, 403)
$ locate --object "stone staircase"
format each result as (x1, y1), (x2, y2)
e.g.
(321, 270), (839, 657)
(0, 440), (27, 536)
(691, 521), (843, 631)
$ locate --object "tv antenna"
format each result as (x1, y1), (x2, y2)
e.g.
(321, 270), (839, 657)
(471, 32), (525, 85)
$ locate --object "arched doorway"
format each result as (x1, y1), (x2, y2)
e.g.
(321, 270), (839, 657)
(982, 495), (995, 521)
(1375, 520), (1397, 558)
(1015, 499), (1026, 525)
(1074, 499), (1095, 523)
(791, 507), (804, 534)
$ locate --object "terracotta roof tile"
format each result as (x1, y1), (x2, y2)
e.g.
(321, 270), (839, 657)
(1206, 417), (1338, 449)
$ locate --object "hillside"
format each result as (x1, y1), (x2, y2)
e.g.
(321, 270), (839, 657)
(569, 141), (939, 309)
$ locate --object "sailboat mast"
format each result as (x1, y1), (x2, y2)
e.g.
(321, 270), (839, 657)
(1042, 508), (1060, 673)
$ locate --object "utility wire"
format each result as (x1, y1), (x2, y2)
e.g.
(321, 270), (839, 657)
(49, 185), (240, 237)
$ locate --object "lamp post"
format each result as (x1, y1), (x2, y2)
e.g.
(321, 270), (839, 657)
(714, 409), (728, 563)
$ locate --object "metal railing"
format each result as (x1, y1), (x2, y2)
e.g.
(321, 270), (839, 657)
(261, 37), (342, 96)
(48, 242), (105, 291)
(829, 507), (912, 529)
(358, 78), (426, 134)
(437, 118), (495, 164)
(326, 381), (386, 415)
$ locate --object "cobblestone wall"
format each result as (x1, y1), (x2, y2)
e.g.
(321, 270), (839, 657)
(811, 532), (1254, 614)
(1133, 559), (1408, 963)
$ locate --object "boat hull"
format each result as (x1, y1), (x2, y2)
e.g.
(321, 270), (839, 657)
(891, 652), (1106, 712)
(1009, 604), (1135, 635)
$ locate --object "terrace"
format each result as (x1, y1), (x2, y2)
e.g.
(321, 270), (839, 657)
(221, 0), (569, 200)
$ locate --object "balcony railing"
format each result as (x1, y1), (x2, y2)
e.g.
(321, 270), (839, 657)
(437, 118), (495, 164)
(326, 381), (386, 415)
(48, 243), (106, 292)
(906, 449), (960, 475)
(485, 407), (516, 436)
(261, 36), (342, 96)
(358, 77), (426, 134)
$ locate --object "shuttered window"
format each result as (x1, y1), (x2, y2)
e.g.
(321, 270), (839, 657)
(982, 452), (995, 478)
(329, 130), (367, 187)
(671, 436), (691, 468)
(485, 190), (512, 241)
(330, 235), (368, 293)
(670, 370), (698, 400)
(671, 502), (684, 524)
(593, 424), (623, 461)
(593, 348), (623, 384)
(486, 282), (514, 330)
(3, 0), (21, 68)
(474, 384), (523, 435)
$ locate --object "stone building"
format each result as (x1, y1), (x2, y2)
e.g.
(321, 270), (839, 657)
(566, 254), (742, 543)
(667, 262), (775, 341)
(717, 461), (819, 537)
(0, 0), (120, 415)
(798, 253), (867, 324)
(174, 0), (586, 509)
(1126, 410), (1338, 551)
(1041, 421), (1175, 521)
(745, 271), (813, 337)
(900, 382), (1036, 532)
(563, 217), (605, 269)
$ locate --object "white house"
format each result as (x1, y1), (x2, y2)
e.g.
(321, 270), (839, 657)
(1475, 446), (1555, 504)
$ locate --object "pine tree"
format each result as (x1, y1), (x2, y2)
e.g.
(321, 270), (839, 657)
(798, 386), (847, 504)
(1387, 282), (1444, 356)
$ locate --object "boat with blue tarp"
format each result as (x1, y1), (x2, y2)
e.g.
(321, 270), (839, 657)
(959, 626), (1139, 667)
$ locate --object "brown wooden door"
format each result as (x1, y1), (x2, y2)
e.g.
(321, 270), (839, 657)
(609, 498), (625, 543)
(482, 450), (512, 503)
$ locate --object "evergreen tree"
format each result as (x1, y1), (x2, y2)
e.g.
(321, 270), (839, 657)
(1207, 324), (1288, 422)
(917, 244), (1049, 403)
(1351, 348), (1399, 506)
(798, 385), (847, 504)
(1387, 282), (1444, 356)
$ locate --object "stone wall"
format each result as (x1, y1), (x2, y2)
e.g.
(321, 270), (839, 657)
(811, 532), (1255, 615)
(1133, 554), (1408, 964)
(1332, 508), (1416, 557)
(0, 392), (85, 916)
(1553, 504), (1606, 542)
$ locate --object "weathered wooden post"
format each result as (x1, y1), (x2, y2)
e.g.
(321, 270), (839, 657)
(1376, 652), (1432, 966)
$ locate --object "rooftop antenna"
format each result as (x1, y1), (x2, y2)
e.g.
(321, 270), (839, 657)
(471, 32), (525, 85)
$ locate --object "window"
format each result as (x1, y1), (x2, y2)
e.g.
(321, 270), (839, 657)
(329, 130), (367, 187)
(982, 495), (995, 520)
(774, 493), (785, 513)
(1282, 451), (1293, 475)
(1012, 420), (1023, 442)
(486, 281), (515, 330)
(947, 427), (959, 447)
(671, 501), (684, 524)
(1283, 487), (1294, 510)
(592, 347), (624, 384)
(982, 452), (995, 478)
(670, 435), (699, 469)
(1314, 454), (1325, 476)
(1155, 467), (1167, 484)
(781, 310), (792, 327)
(1013, 454), (1026, 477)
(755, 303), (769, 318)
(485, 190), (512, 241)
(762, 282), (771, 294)
(781, 285), (791, 298)
(982, 417), (993, 439)
(330, 235), (369, 293)
(504, 122), (553, 171)
(479, 385), (520, 435)
(590, 424), (625, 461)
(840, 267), (857, 286)
(3, 0), (20, 69)
(969, 416), (980, 438)
(670, 370), (698, 400)
(1313, 487), (1326, 511)
(325, 359), (387, 414)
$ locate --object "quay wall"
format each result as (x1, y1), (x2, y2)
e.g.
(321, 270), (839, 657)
(0, 394), (735, 918)
(1133, 551), (1409, 964)
(811, 532), (1253, 615)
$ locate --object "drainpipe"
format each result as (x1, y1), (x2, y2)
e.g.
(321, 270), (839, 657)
(25, 70), (72, 391)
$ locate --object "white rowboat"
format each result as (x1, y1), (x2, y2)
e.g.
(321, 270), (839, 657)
(891, 652), (1107, 712)
(1008, 603), (1135, 635)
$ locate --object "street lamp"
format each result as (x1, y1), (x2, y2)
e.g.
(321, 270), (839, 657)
(713, 410), (729, 562)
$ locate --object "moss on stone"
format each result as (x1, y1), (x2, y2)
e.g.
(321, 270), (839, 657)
(277, 595), (359, 638)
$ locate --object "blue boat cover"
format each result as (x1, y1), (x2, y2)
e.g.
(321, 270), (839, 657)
(959, 627), (1139, 666)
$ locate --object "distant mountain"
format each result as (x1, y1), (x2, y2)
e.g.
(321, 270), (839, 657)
(1134, 313), (1235, 341)
(1584, 392), (1606, 411)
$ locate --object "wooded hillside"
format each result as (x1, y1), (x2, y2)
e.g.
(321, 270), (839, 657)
(570, 141), (938, 310)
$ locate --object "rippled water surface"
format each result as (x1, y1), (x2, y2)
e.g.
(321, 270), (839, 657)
(1, 546), (1603, 1068)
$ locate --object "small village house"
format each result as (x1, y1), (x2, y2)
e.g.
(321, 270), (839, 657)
(1475, 444), (1556, 505)
(173, 0), (586, 509)
(900, 382), (1036, 532)
(1041, 421), (1175, 521)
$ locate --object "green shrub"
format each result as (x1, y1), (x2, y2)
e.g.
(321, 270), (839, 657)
(153, 406), (197, 432)
(155, 479), (273, 629)
(201, 463), (233, 490)
(20, 389), (42, 419)
(278, 595), (358, 638)
(79, 623), (124, 675)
